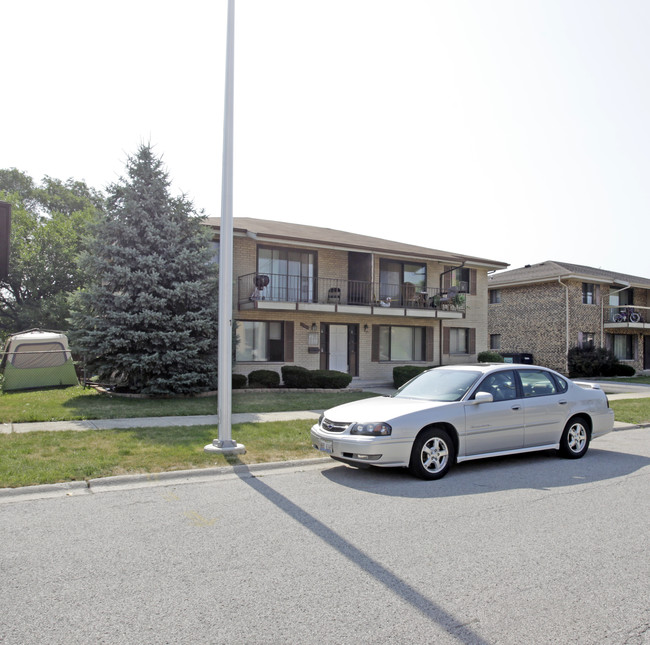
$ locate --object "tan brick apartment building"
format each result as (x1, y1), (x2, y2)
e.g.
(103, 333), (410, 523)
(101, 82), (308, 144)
(488, 261), (650, 374)
(206, 218), (507, 383)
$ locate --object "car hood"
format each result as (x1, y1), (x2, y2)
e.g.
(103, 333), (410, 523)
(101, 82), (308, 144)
(323, 395), (451, 422)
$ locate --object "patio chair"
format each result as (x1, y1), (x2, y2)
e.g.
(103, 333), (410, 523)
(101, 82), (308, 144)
(439, 286), (458, 309)
(327, 287), (341, 304)
(403, 282), (419, 307)
(250, 274), (269, 300)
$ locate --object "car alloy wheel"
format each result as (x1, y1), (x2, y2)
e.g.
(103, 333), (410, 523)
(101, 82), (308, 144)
(560, 417), (590, 459)
(409, 428), (454, 480)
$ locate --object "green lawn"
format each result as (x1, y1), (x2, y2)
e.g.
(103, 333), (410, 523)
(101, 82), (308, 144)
(0, 386), (378, 424)
(609, 399), (650, 426)
(0, 420), (316, 488)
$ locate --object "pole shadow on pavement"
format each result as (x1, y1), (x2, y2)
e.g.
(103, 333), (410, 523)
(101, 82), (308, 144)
(229, 458), (490, 645)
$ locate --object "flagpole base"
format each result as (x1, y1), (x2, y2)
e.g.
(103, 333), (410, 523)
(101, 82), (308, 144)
(204, 439), (246, 455)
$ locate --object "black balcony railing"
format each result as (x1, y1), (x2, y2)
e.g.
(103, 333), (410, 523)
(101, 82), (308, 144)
(238, 273), (466, 312)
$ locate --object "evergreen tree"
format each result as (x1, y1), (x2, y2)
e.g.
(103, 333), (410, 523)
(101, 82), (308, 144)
(70, 145), (218, 395)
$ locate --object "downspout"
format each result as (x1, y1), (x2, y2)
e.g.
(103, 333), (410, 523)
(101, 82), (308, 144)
(438, 262), (466, 366)
(558, 278), (569, 374)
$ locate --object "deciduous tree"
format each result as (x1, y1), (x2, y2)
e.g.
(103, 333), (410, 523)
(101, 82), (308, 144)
(0, 169), (102, 338)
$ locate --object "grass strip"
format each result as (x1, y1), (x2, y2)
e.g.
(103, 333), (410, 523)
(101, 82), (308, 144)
(0, 420), (318, 488)
(609, 399), (650, 426)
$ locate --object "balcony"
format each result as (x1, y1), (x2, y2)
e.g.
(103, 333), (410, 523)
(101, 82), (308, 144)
(604, 305), (650, 330)
(238, 273), (466, 318)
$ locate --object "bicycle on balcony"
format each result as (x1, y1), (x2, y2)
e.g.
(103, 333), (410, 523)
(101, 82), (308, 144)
(613, 307), (642, 323)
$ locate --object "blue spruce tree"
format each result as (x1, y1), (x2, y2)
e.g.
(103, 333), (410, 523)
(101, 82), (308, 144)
(71, 145), (218, 395)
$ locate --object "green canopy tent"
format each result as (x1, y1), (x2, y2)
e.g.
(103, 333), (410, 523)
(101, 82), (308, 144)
(1, 329), (79, 391)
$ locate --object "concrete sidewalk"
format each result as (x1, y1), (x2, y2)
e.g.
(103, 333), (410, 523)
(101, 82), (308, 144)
(1, 410), (322, 435)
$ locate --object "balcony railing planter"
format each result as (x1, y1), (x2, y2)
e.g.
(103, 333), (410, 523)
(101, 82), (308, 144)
(238, 272), (466, 314)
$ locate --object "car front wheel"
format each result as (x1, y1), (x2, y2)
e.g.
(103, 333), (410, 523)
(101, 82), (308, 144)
(409, 428), (455, 480)
(559, 417), (590, 459)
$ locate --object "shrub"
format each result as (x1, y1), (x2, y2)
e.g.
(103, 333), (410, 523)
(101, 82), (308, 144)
(568, 346), (619, 378)
(281, 365), (314, 388)
(310, 370), (352, 389)
(612, 363), (636, 377)
(393, 365), (435, 389)
(478, 351), (504, 363)
(232, 374), (247, 389)
(247, 369), (280, 388)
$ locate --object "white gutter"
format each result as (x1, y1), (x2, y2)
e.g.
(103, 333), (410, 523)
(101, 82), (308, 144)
(558, 278), (569, 373)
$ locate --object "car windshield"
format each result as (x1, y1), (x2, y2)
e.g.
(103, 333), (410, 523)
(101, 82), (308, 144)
(395, 369), (482, 402)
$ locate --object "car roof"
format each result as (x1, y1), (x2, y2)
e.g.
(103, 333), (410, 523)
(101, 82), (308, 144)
(434, 363), (556, 374)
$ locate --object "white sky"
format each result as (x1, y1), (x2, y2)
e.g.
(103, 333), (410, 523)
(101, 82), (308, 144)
(3, 0), (649, 277)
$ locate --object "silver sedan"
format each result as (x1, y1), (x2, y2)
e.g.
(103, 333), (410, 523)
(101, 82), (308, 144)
(311, 364), (615, 479)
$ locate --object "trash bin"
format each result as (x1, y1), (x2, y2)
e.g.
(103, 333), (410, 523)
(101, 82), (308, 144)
(501, 353), (534, 365)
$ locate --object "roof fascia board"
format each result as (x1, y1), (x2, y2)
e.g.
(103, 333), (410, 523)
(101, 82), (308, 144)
(225, 228), (489, 267)
(490, 274), (626, 289)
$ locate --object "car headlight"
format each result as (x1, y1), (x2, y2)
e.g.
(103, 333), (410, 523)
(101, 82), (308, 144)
(350, 422), (392, 436)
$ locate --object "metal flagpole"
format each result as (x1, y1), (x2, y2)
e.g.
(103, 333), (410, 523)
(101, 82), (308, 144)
(205, 0), (245, 456)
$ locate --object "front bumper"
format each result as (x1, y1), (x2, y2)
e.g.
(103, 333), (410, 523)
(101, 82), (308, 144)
(310, 424), (412, 468)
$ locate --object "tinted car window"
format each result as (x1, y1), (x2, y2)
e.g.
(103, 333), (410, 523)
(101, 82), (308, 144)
(519, 370), (558, 397)
(477, 370), (518, 401)
(554, 375), (569, 393)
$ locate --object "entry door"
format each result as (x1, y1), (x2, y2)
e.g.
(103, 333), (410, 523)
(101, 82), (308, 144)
(329, 325), (348, 372)
(645, 336), (650, 370)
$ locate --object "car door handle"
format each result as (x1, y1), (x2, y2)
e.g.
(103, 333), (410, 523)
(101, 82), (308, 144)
(511, 405), (521, 411)
(558, 400), (568, 405)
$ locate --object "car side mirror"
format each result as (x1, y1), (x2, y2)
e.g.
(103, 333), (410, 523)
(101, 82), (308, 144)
(473, 391), (494, 404)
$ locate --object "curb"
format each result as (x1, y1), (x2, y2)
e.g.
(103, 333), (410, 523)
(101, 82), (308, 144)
(2, 425), (648, 501)
(0, 457), (331, 502)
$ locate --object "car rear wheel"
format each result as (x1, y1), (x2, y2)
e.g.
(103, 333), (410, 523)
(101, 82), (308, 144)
(409, 428), (454, 480)
(559, 417), (590, 459)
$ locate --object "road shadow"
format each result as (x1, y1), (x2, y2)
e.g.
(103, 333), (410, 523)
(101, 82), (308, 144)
(232, 458), (491, 645)
(320, 446), (650, 499)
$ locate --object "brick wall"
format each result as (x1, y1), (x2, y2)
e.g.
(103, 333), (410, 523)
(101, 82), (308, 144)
(488, 279), (649, 373)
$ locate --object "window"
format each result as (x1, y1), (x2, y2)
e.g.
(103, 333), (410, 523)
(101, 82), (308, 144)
(479, 370), (517, 401)
(452, 267), (470, 293)
(449, 328), (469, 354)
(519, 370), (558, 397)
(378, 325), (425, 361)
(490, 334), (501, 350)
(489, 289), (501, 304)
(554, 375), (569, 394)
(579, 332), (595, 349)
(208, 241), (219, 264)
(11, 342), (68, 368)
(379, 260), (426, 304)
(236, 321), (285, 362)
(612, 334), (634, 361)
(582, 283), (598, 305)
(610, 287), (633, 307)
(258, 247), (316, 302)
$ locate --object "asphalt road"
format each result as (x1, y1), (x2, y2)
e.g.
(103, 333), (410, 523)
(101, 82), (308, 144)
(1, 428), (649, 645)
